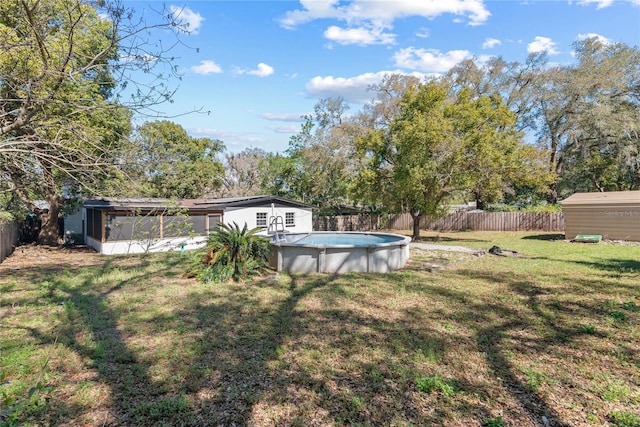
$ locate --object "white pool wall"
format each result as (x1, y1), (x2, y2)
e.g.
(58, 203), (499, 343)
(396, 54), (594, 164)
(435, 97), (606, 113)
(269, 232), (411, 273)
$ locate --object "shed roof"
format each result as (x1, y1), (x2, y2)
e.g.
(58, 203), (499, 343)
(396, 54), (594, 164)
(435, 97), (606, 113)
(560, 191), (640, 206)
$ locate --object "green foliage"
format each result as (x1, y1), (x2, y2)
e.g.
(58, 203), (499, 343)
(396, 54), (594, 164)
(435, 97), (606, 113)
(1, 373), (53, 426)
(608, 311), (628, 322)
(131, 395), (192, 424)
(0, 212), (13, 223)
(609, 411), (640, 427)
(600, 380), (631, 402)
(483, 416), (506, 427)
(354, 79), (552, 238)
(265, 98), (355, 213)
(486, 203), (562, 213)
(193, 222), (270, 282)
(129, 121), (225, 199)
(416, 375), (456, 397)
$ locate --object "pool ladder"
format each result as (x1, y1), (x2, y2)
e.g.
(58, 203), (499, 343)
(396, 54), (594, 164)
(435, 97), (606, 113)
(268, 216), (287, 242)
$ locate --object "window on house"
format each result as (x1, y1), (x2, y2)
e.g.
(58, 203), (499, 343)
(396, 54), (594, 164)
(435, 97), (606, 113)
(256, 212), (267, 227)
(285, 212), (295, 227)
(208, 214), (221, 234)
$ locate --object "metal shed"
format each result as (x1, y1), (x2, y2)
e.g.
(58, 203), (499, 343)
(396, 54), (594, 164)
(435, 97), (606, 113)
(560, 191), (640, 241)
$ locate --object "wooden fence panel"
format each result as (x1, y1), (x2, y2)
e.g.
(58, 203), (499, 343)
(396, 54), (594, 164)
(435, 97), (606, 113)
(0, 220), (19, 264)
(313, 212), (565, 233)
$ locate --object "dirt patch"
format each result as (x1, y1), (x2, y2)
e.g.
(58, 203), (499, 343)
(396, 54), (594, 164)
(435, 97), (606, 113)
(0, 244), (103, 272)
(405, 247), (481, 272)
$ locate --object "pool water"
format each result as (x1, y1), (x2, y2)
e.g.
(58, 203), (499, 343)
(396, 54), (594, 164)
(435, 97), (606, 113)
(291, 233), (401, 246)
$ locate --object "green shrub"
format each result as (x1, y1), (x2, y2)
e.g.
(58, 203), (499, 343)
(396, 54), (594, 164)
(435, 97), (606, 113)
(416, 375), (456, 397)
(609, 410), (640, 427)
(1, 374), (53, 426)
(483, 416), (506, 427)
(186, 222), (270, 283)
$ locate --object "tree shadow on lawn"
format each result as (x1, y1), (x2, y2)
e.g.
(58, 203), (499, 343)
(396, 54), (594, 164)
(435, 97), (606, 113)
(571, 257), (640, 274)
(14, 261), (457, 425)
(413, 235), (491, 244)
(172, 274), (461, 426)
(8, 249), (636, 426)
(531, 254), (640, 280)
(521, 234), (565, 241)
(390, 268), (624, 427)
(11, 255), (195, 426)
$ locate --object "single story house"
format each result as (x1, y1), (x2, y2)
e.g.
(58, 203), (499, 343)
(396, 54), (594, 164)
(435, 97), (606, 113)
(560, 190), (640, 241)
(81, 195), (314, 254)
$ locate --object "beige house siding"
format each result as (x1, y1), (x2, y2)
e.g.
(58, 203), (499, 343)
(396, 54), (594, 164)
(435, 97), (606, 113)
(561, 191), (640, 241)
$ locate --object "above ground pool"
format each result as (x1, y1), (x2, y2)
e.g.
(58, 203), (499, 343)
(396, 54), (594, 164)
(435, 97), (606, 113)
(269, 232), (411, 274)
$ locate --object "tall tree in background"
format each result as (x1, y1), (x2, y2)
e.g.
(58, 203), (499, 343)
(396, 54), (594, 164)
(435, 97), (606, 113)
(556, 38), (640, 195)
(271, 97), (356, 214)
(217, 148), (270, 197)
(528, 38), (640, 200)
(129, 121), (225, 199)
(0, 0), (187, 245)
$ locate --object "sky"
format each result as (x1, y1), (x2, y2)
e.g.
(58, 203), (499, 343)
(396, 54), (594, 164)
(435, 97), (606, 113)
(125, 0), (640, 154)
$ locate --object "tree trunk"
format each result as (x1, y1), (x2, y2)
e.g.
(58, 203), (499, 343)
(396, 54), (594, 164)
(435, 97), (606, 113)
(412, 214), (421, 240)
(37, 194), (63, 246)
(475, 193), (486, 210)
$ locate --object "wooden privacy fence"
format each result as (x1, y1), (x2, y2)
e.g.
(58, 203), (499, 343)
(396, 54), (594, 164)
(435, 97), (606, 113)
(0, 220), (19, 263)
(313, 211), (565, 233)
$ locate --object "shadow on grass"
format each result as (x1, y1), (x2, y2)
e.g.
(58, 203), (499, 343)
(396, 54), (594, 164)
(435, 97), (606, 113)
(533, 255), (640, 278)
(393, 268), (614, 427)
(572, 257), (640, 273)
(173, 274), (455, 425)
(414, 235), (491, 243)
(7, 253), (195, 425)
(521, 234), (565, 241)
(5, 246), (638, 426)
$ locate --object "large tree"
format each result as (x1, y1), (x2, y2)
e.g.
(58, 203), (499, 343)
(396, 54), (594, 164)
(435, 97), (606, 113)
(355, 80), (549, 239)
(128, 121), (225, 199)
(0, 0), (187, 244)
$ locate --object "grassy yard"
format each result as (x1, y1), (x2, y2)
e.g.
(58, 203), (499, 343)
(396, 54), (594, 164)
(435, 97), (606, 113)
(1, 232), (638, 426)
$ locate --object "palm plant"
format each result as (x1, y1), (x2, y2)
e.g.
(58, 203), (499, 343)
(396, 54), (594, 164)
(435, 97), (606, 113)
(197, 222), (271, 282)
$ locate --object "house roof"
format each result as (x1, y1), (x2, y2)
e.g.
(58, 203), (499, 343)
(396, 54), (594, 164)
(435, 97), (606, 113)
(83, 195), (314, 211)
(560, 191), (640, 207)
(193, 195), (314, 209)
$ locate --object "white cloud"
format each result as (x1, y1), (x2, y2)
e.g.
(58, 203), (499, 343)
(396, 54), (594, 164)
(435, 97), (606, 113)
(392, 47), (472, 72)
(260, 112), (308, 122)
(281, 0), (491, 27)
(267, 124), (303, 134)
(416, 27), (430, 39)
(324, 24), (396, 46)
(576, 32), (611, 45)
(305, 70), (435, 104)
(279, 0), (490, 46)
(576, 0), (614, 9)
(482, 37), (502, 49)
(527, 36), (559, 55)
(189, 128), (268, 152)
(191, 60), (222, 75)
(236, 63), (275, 78)
(170, 5), (204, 35)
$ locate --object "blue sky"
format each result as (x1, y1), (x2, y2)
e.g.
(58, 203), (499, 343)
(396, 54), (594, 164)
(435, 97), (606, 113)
(126, 0), (640, 154)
